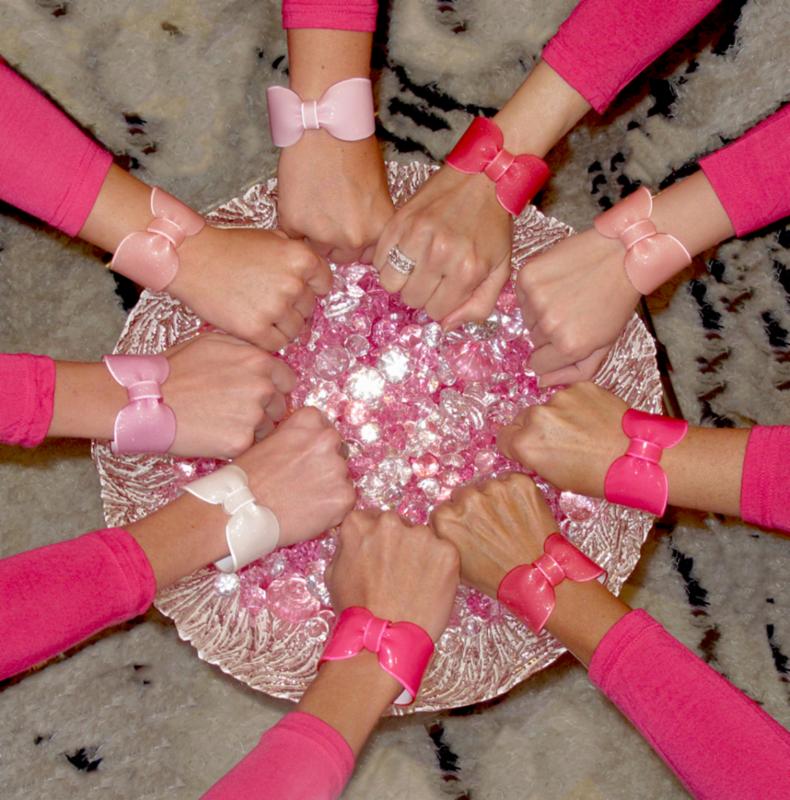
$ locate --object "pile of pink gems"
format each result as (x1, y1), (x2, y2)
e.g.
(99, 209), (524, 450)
(208, 263), (593, 624)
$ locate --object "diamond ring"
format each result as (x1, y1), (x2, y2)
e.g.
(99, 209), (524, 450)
(387, 245), (417, 276)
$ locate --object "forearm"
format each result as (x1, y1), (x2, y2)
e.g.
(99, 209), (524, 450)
(662, 425), (750, 517)
(492, 60), (592, 157)
(287, 29), (373, 97)
(0, 59), (112, 236)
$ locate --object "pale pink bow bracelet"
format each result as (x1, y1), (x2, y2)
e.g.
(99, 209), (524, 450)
(594, 187), (692, 295)
(497, 533), (606, 634)
(320, 606), (435, 706)
(103, 354), (176, 454)
(445, 117), (550, 217)
(111, 188), (205, 292)
(266, 77), (376, 148)
(604, 408), (689, 516)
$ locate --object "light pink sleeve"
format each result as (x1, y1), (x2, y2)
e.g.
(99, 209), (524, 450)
(0, 528), (155, 680)
(0, 353), (56, 447)
(0, 60), (112, 237)
(282, 1), (378, 32)
(589, 609), (790, 800)
(202, 711), (355, 800)
(541, 0), (720, 114)
(739, 425), (790, 534)
(700, 106), (790, 237)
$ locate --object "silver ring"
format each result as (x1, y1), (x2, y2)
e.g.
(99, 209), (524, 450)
(387, 245), (417, 276)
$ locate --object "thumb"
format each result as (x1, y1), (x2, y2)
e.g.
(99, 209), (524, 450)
(442, 256), (511, 331)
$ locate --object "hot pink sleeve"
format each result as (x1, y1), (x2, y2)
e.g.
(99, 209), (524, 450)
(0, 353), (56, 447)
(739, 425), (790, 534)
(589, 609), (790, 800)
(700, 105), (790, 237)
(282, 1), (378, 32)
(0, 528), (155, 680)
(202, 711), (355, 800)
(541, 0), (720, 114)
(0, 60), (112, 237)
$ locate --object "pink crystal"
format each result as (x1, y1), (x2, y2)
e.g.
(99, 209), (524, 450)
(267, 575), (322, 622)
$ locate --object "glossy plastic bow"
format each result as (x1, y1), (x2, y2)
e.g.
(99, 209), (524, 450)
(604, 408), (689, 516)
(266, 77), (376, 148)
(497, 533), (606, 634)
(111, 188), (205, 291)
(185, 464), (280, 573)
(445, 117), (550, 216)
(594, 187), (692, 295)
(103, 354), (177, 455)
(320, 607), (435, 706)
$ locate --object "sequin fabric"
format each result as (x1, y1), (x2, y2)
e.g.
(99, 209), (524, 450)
(93, 162), (662, 713)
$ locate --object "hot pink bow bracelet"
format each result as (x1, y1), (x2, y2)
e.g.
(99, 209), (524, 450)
(594, 187), (692, 295)
(266, 77), (376, 148)
(604, 408), (689, 516)
(110, 188), (205, 292)
(103, 354), (176, 454)
(320, 607), (435, 706)
(497, 533), (606, 634)
(445, 117), (550, 217)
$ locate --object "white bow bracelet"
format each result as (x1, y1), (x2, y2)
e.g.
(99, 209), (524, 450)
(185, 465), (280, 573)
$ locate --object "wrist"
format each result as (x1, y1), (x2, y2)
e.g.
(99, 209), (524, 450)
(48, 361), (126, 440)
(287, 30), (373, 98)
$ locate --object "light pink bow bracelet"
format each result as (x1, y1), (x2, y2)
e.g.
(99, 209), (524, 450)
(604, 408), (689, 516)
(266, 77), (376, 148)
(320, 606), (435, 706)
(594, 186), (692, 295)
(110, 188), (205, 292)
(103, 354), (176, 454)
(445, 117), (550, 217)
(497, 533), (606, 634)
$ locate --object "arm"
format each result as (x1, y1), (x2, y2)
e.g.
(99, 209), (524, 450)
(0, 335), (296, 459)
(0, 407), (354, 679)
(519, 103), (790, 386)
(0, 61), (331, 351)
(275, 12), (393, 264)
(432, 474), (790, 800)
(497, 382), (790, 533)
(203, 509), (459, 799)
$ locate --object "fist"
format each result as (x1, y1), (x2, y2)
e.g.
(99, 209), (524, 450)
(431, 474), (556, 598)
(326, 510), (459, 641)
(235, 407), (356, 546)
(164, 333), (295, 458)
(497, 383), (629, 496)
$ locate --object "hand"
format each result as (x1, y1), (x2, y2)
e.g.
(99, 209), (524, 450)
(517, 227), (640, 386)
(234, 407), (356, 546)
(431, 473), (556, 598)
(326, 510), (459, 641)
(162, 333), (296, 459)
(171, 226), (332, 351)
(277, 133), (394, 264)
(373, 166), (513, 328)
(497, 383), (629, 496)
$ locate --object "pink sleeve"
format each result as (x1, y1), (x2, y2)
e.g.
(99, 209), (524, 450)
(700, 106), (790, 236)
(739, 425), (790, 534)
(282, 1), (378, 32)
(589, 609), (790, 800)
(202, 711), (355, 800)
(541, 0), (720, 114)
(0, 60), (112, 237)
(0, 353), (56, 447)
(0, 528), (155, 680)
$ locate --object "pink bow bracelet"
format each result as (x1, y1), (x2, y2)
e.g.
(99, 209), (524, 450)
(103, 354), (177, 455)
(267, 77), (376, 148)
(111, 188), (205, 292)
(320, 607), (435, 706)
(445, 117), (550, 217)
(497, 533), (606, 634)
(594, 187), (692, 295)
(604, 409), (689, 516)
